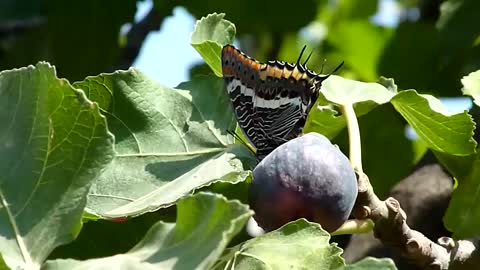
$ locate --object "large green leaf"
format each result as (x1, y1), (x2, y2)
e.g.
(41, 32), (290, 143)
(439, 70), (480, 237)
(391, 90), (476, 156)
(304, 75), (395, 139)
(444, 159), (480, 238)
(72, 70), (253, 218)
(462, 69), (480, 106)
(44, 192), (252, 270)
(0, 62), (115, 269)
(212, 219), (345, 269)
(392, 90), (477, 181)
(191, 13), (236, 77)
(342, 257), (397, 270)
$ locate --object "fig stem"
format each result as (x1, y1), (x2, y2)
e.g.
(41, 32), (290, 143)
(330, 219), (374, 236)
(341, 103), (363, 173)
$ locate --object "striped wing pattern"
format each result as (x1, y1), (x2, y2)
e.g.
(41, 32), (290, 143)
(221, 45), (329, 160)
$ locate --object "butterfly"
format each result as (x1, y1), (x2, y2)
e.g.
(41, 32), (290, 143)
(221, 44), (342, 160)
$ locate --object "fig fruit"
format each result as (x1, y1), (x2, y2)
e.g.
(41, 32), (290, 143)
(249, 132), (358, 233)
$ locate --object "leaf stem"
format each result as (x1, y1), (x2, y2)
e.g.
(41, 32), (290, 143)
(341, 104), (363, 173)
(0, 189), (35, 268)
(331, 219), (374, 236)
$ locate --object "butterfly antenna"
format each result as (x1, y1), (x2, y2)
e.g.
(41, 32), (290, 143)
(330, 61), (345, 75)
(302, 50), (314, 66)
(320, 59), (327, 74)
(316, 60), (344, 81)
(295, 45), (308, 66)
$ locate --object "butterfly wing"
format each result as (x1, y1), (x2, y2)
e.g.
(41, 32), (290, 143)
(221, 45), (325, 159)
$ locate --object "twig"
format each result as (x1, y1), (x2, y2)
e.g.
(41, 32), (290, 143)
(344, 103), (480, 270)
(115, 2), (178, 70)
(352, 172), (480, 270)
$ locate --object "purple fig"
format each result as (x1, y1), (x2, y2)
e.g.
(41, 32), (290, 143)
(249, 132), (358, 233)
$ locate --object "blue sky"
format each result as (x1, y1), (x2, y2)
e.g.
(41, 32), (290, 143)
(131, 0), (403, 88)
(131, 0), (472, 113)
(132, 3), (202, 88)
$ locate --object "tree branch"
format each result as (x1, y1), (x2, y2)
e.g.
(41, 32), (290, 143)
(116, 2), (177, 70)
(352, 172), (480, 270)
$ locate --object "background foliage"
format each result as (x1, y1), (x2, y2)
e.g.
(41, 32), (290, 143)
(1, 0), (480, 269)
(3, 0), (479, 197)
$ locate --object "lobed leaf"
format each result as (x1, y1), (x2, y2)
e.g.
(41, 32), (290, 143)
(73, 69), (253, 218)
(211, 219), (345, 270)
(190, 13), (236, 77)
(391, 90), (476, 156)
(0, 62), (115, 269)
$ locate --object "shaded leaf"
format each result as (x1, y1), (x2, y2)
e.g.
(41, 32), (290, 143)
(44, 192), (252, 270)
(0, 62), (114, 269)
(212, 219), (345, 270)
(49, 208), (176, 260)
(444, 159), (480, 238)
(434, 151), (476, 180)
(72, 70), (252, 218)
(191, 13), (236, 77)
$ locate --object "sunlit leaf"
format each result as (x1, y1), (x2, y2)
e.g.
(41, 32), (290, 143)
(391, 90), (476, 156)
(212, 219), (345, 270)
(305, 75), (395, 139)
(0, 62), (114, 269)
(73, 70), (253, 218)
(461, 69), (480, 106)
(190, 13), (236, 77)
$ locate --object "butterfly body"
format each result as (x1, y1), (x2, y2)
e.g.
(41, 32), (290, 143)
(221, 44), (333, 160)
